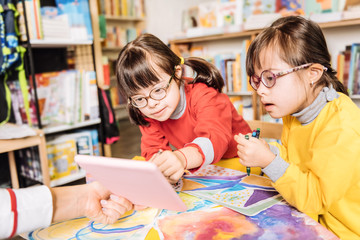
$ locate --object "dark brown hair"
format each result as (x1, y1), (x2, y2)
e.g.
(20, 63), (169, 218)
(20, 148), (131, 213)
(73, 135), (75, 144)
(116, 33), (224, 126)
(246, 16), (347, 94)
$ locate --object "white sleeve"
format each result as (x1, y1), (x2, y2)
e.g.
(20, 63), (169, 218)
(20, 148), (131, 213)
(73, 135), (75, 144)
(0, 185), (53, 238)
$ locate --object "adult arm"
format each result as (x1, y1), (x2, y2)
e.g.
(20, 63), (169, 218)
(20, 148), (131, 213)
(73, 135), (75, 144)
(0, 182), (133, 238)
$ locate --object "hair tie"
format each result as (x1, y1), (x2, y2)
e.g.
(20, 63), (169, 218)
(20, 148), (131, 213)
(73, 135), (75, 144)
(180, 57), (184, 65)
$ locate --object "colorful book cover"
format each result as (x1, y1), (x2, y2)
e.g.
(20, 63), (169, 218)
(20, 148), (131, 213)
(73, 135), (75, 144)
(352, 52), (360, 95)
(46, 139), (78, 180)
(182, 6), (200, 31)
(276, 0), (304, 15)
(337, 51), (345, 83)
(242, 0), (277, 23)
(198, 2), (218, 28)
(343, 45), (352, 92)
(347, 43), (360, 95)
(217, 0), (243, 27)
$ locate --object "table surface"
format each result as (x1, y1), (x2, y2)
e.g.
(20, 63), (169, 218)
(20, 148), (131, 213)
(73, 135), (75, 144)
(24, 158), (339, 240)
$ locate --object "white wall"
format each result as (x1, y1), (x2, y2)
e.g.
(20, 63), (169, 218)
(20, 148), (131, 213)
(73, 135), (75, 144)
(145, 0), (210, 43)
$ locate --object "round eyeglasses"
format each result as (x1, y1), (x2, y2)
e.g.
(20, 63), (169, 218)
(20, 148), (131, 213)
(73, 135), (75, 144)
(129, 74), (174, 108)
(249, 63), (326, 90)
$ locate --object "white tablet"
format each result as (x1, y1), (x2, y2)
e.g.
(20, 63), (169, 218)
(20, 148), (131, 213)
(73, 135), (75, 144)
(75, 155), (187, 212)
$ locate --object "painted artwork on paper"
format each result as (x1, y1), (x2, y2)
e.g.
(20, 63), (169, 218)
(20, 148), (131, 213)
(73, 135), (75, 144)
(182, 165), (283, 216)
(25, 192), (218, 240)
(155, 204), (339, 240)
(26, 208), (160, 240)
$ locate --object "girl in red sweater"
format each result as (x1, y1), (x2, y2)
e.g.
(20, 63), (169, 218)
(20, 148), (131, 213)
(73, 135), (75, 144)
(116, 33), (251, 183)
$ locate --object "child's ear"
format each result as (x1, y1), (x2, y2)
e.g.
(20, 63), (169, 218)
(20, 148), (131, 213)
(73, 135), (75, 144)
(174, 65), (182, 79)
(307, 63), (325, 85)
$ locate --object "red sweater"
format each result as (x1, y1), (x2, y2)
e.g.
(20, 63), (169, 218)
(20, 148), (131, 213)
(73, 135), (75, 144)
(140, 83), (251, 165)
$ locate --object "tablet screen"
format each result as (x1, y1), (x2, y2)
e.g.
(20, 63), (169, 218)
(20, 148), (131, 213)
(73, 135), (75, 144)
(75, 155), (187, 212)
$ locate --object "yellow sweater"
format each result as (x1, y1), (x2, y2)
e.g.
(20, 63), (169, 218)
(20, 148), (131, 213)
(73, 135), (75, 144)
(271, 93), (360, 240)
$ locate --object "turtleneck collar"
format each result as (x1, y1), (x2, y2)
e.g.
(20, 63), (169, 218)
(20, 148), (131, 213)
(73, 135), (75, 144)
(291, 85), (339, 125)
(170, 84), (186, 119)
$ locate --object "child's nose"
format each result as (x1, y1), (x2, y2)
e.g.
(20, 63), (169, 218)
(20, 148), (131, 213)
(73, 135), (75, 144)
(256, 82), (269, 96)
(147, 98), (160, 108)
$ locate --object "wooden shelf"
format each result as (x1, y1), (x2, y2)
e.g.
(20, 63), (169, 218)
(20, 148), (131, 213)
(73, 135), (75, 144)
(170, 18), (360, 45)
(102, 46), (123, 51)
(0, 129), (50, 188)
(29, 39), (93, 47)
(105, 15), (145, 21)
(50, 169), (86, 187)
(42, 119), (101, 135)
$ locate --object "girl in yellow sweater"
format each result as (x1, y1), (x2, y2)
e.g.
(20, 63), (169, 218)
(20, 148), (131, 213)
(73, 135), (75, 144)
(235, 16), (360, 239)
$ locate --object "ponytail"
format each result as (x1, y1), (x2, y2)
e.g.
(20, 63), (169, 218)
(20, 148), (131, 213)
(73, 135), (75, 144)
(182, 57), (224, 92)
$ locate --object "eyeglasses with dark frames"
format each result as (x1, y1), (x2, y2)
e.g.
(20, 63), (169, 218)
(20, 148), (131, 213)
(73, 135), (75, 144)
(249, 63), (328, 90)
(129, 74), (174, 108)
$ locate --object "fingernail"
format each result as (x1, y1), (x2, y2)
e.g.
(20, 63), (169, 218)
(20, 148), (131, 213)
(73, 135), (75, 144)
(101, 200), (107, 205)
(102, 207), (107, 213)
(110, 194), (120, 201)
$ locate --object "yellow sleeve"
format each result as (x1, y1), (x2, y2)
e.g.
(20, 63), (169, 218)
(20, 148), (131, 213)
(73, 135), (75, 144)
(273, 125), (360, 214)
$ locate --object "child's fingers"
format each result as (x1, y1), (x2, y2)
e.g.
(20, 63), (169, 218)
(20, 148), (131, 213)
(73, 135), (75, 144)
(234, 133), (243, 142)
(168, 170), (184, 184)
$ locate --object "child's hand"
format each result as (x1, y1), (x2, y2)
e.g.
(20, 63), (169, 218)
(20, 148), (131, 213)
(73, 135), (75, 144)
(150, 150), (184, 184)
(234, 133), (275, 169)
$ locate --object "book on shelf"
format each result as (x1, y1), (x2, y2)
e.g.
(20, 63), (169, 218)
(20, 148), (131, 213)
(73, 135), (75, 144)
(16, 1), (28, 41)
(276, 0), (304, 15)
(82, 71), (100, 121)
(102, 56), (111, 87)
(198, 1), (218, 28)
(46, 129), (99, 181)
(233, 53), (242, 92)
(182, 5), (200, 31)
(75, 45), (94, 71)
(8, 80), (34, 125)
(55, 0), (93, 40)
(24, 0), (43, 40)
(28, 69), (99, 127)
(337, 51), (345, 84)
(217, 0), (243, 32)
(342, 45), (352, 92)
(241, 39), (252, 92)
(347, 43), (360, 95)
(47, 138), (79, 181)
(15, 147), (43, 183)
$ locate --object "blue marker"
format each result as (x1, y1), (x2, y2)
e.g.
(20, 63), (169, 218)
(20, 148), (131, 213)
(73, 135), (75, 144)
(256, 128), (260, 139)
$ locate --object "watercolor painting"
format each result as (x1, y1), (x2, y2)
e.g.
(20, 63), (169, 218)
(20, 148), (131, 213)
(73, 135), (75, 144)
(182, 165), (283, 216)
(155, 204), (339, 240)
(24, 192), (218, 240)
(26, 208), (160, 240)
(24, 164), (339, 240)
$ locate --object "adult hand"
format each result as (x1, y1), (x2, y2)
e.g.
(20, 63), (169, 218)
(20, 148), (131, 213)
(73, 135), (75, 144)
(82, 181), (133, 224)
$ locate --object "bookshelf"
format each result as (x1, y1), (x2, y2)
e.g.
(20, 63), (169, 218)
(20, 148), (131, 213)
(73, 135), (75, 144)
(0, 128), (50, 188)
(0, 0), (105, 188)
(97, 0), (146, 119)
(169, 18), (360, 120)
